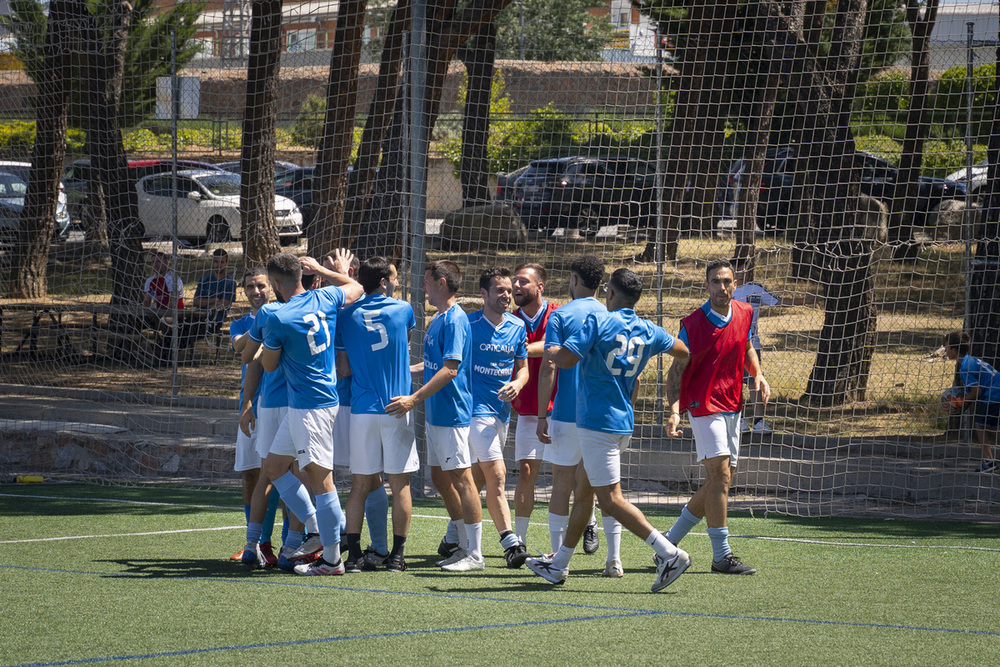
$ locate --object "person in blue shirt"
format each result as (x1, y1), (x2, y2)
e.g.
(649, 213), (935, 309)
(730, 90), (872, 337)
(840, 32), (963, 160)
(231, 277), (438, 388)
(466, 268), (529, 568)
(336, 256), (418, 573)
(386, 260), (485, 573)
(944, 331), (1000, 472)
(527, 268), (692, 593)
(535, 255), (618, 573)
(256, 250), (363, 576)
(175, 248), (239, 354)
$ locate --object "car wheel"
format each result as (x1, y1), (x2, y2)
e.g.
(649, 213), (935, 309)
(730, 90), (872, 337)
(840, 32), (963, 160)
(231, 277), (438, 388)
(577, 205), (600, 237)
(206, 216), (231, 244)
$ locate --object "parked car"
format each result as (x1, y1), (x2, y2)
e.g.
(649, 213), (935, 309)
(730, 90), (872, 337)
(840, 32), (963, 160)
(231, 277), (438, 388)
(496, 164), (530, 202)
(0, 161), (71, 238)
(218, 160), (299, 179)
(512, 156), (657, 234)
(717, 147), (967, 231)
(0, 170), (71, 240)
(135, 170), (302, 243)
(945, 159), (989, 194)
(274, 166), (316, 228)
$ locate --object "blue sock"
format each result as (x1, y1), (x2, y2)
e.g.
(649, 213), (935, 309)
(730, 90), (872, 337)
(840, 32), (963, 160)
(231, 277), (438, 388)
(365, 484), (390, 554)
(261, 488), (280, 542)
(707, 526), (731, 562)
(281, 517), (290, 544)
(245, 521), (263, 545)
(272, 471), (316, 526)
(315, 491), (344, 552)
(666, 506), (702, 546)
(243, 505), (251, 524)
(445, 520), (460, 544)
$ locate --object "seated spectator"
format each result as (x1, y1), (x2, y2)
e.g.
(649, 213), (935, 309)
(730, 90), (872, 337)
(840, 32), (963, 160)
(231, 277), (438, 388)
(164, 249), (238, 360)
(143, 251), (184, 328)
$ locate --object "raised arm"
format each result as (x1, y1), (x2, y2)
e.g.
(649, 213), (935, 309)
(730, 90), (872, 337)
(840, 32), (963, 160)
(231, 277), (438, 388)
(386, 359), (459, 416)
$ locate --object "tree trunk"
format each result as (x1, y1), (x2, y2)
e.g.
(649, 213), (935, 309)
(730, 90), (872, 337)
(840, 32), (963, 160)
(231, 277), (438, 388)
(311, 0), (370, 259)
(457, 22), (497, 208)
(889, 0), (938, 261)
(240, 0), (283, 267)
(5, 0), (74, 298)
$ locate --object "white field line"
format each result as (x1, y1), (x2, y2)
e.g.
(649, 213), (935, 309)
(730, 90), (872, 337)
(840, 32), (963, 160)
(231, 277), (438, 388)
(2, 494), (997, 553)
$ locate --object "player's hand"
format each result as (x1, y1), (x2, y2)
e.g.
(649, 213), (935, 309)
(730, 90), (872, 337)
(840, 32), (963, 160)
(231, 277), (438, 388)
(239, 408), (256, 437)
(666, 412), (682, 437)
(755, 374), (771, 405)
(497, 381), (520, 402)
(300, 255), (322, 275)
(332, 248), (355, 276)
(536, 416), (551, 444)
(386, 394), (418, 417)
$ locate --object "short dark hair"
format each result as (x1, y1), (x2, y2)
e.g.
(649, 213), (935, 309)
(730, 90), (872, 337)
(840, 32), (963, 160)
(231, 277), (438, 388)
(515, 262), (547, 284)
(242, 266), (267, 285)
(479, 266), (512, 291)
(212, 248), (228, 259)
(358, 256), (393, 294)
(945, 331), (971, 356)
(570, 255), (605, 290)
(608, 268), (642, 306)
(427, 260), (462, 293)
(266, 252), (302, 287)
(706, 258), (734, 280)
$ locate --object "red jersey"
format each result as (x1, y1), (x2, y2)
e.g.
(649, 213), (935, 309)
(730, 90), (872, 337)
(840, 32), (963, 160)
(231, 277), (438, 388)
(679, 300), (752, 416)
(511, 300), (558, 416)
(146, 274), (184, 310)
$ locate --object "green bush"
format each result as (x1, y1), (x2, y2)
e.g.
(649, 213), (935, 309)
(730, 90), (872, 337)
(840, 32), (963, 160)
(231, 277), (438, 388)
(0, 120), (37, 154)
(860, 69), (910, 112)
(288, 94), (326, 148)
(123, 128), (161, 153)
(920, 139), (988, 179)
(855, 135), (903, 164)
(933, 63), (995, 136)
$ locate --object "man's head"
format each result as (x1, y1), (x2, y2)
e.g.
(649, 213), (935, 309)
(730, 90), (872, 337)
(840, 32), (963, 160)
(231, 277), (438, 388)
(944, 331), (971, 359)
(266, 252), (303, 303)
(606, 268), (643, 309)
(424, 260), (462, 306)
(242, 267), (271, 311)
(705, 258), (736, 314)
(513, 263), (546, 309)
(358, 256), (399, 297)
(211, 248), (229, 278)
(150, 252), (170, 276)
(569, 255), (605, 298)
(479, 267), (513, 317)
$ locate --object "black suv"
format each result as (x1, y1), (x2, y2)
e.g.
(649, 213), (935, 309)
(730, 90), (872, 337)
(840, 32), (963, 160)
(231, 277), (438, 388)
(716, 147), (967, 231)
(512, 156), (657, 234)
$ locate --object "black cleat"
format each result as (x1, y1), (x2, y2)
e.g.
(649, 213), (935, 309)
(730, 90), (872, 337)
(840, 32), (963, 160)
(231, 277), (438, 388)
(583, 522), (599, 555)
(711, 553), (756, 575)
(504, 543), (529, 569)
(437, 538), (461, 559)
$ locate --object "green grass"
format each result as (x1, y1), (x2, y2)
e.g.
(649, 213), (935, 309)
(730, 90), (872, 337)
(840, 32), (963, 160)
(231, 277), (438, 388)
(2, 482), (998, 666)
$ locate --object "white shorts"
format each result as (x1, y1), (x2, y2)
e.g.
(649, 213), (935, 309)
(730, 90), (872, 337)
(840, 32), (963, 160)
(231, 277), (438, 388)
(543, 418), (582, 467)
(270, 406), (339, 470)
(234, 426), (261, 472)
(425, 423), (472, 471)
(469, 414), (508, 463)
(514, 414), (545, 462)
(333, 406), (352, 469)
(578, 427), (630, 487)
(689, 412), (741, 467)
(349, 412), (420, 475)
(256, 406), (288, 459)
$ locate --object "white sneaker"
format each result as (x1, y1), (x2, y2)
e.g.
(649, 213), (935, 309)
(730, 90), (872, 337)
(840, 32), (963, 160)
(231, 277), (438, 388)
(436, 547), (468, 567)
(739, 418), (751, 433)
(527, 555), (568, 584)
(602, 559), (624, 578)
(651, 548), (690, 592)
(752, 419), (773, 434)
(440, 552), (485, 572)
(288, 533), (323, 560)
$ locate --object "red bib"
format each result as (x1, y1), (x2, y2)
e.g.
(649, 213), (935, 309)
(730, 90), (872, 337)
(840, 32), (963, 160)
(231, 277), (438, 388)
(680, 300), (752, 416)
(512, 301), (559, 416)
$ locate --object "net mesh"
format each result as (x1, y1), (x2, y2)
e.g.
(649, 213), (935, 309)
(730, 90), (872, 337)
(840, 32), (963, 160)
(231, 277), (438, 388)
(1, 0), (999, 519)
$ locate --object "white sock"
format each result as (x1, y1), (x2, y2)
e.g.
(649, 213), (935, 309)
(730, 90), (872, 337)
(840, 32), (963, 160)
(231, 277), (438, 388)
(514, 515), (531, 546)
(445, 519), (460, 544)
(552, 544), (574, 570)
(465, 521), (483, 559)
(646, 529), (678, 560)
(500, 531), (520, 550)
(548, 512), (568, 553)
(589, 506), (597, 526)
(455, 521), (468, 551)
(305, 515), (319, 534)
(603, 515), (622, 562)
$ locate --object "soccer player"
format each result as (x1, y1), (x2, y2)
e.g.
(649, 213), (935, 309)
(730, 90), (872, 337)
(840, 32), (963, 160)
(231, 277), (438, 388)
(258, 250), (363, 576)
(228, 267), (282, 564)
(467, 267), (529, 568)
(386, 260), (485, 572)
(527, 268), (692, 592)
(535, 255), (619, 574)
(943, 331), (1000, 472)
(510, 263), (558, 549)
(337, 257), (419, 572)
(663, 258), (768, 575)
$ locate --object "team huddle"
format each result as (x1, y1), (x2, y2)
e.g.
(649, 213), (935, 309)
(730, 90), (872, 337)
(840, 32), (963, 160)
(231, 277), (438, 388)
(232, 250), (765, 592)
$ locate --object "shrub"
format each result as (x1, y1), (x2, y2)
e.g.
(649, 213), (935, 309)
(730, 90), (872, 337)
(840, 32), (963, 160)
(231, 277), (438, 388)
(920, 139), (988, 179)
(860, 69), (910, 112)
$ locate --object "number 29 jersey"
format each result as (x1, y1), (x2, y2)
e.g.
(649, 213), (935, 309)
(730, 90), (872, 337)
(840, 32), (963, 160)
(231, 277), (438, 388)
(336, 293), (416, 414)
(562, 308), (676, 434)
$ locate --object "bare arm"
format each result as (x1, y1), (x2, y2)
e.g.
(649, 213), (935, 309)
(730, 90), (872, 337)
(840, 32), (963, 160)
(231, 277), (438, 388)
(535, 350), (558, 444)
(525, 340), (545, 358)
(336, 350), (352, 379)
(239, 360), (263, 437)
(386, 359), (459, 416)
(551, 346), (581, 369)
(301, 250), (364, 305)
(498, 357), (529, 402)
(745, 341), (770, 405)
(241, 338), (261, 366)
(665, 355), (689, 437)
(260, 346), (281, 373)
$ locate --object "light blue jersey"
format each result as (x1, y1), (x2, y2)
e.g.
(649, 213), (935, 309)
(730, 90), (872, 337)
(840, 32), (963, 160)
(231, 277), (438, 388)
(248, 303), (288, 409)
(544, 296), (606, 423)
(960, 354), (1000, 405)
(230, 312), (255, 410)
(337, 293), (416, 415)
(262, 286), (346, 410)
(469, 310), (528, 422)
(563, 309), (676, 434)
(423, 303), (473, 427)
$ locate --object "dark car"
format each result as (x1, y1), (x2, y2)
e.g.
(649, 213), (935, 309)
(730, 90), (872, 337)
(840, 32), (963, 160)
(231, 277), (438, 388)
(274, 166), (316, 228)
(496, 164), (530, 202)
(218, 160), (299, 179)
(717, 147), (967, 231)
(512, 156), (657, 234)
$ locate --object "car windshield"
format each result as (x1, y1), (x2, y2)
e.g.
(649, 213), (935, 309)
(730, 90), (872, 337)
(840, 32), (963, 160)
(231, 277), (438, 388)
(0, 172), (28, 198)
(194, 172), (241, 197)
(523, 162), (565, 178)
